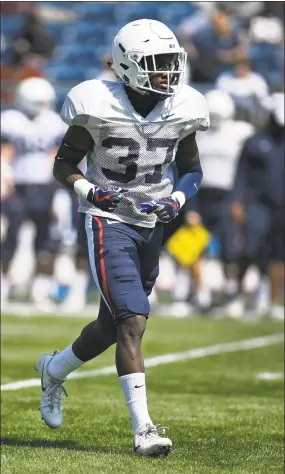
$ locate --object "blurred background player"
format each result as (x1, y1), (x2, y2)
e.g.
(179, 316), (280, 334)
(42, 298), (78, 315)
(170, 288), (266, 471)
(230, 92), (284, 319)
(166, 89), (254, 313)
(49, 156), (92, 313)
(1, 77), (67, 309)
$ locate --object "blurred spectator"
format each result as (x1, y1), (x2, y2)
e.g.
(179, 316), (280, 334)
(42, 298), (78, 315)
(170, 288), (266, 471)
(1, 77), (67, 310)
(248, 8), (284, 89)
(96, 53), (118, 82)
(11, 9), (54, 71)
(178, 6), (247, 82)
(230, 92), (284, 319)
(216, 59), (268, 123)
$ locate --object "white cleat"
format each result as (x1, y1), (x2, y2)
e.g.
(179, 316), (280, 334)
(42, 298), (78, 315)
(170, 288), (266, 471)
(35, 351), (68, 429)
(134, 424), (172, 457)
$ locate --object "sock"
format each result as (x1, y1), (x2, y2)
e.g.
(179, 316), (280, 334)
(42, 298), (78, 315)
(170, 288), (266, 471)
(48, 344), (84, 380)
(119, 372), (152, 434)
(224, 279), (238, 296)
(196, 287), (212, 308)
(31, 275), (52, 302)
(1, 274), (11, 304)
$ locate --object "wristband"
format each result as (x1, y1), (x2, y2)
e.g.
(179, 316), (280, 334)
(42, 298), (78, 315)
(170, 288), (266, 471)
(74, 179), (94, 198)
(171, 191), (186, 208)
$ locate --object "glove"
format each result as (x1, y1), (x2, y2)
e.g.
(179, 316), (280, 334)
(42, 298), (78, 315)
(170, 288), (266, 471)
(140, 196), (180, 223)
(87, 185), (127, 212)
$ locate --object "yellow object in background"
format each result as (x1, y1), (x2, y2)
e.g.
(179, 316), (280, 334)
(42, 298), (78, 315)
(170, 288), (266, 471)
(166, 224), (211, 267)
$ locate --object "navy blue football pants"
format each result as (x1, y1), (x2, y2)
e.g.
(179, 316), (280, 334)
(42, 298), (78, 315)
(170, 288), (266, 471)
(1, 184), (57, 264)
(81, 214), (163, 326)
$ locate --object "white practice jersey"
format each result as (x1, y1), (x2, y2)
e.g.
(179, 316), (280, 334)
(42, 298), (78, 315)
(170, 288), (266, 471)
(61, 79), (209, 228)
(197, 120), (254, 191)
(1, 109), (67, 185)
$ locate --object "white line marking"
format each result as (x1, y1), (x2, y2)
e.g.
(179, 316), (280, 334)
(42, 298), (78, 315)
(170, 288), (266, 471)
(256, 372), (284, 380)
(1, 334), (283, 392)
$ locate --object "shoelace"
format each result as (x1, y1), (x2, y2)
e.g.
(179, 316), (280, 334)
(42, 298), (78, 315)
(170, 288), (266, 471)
(43, 382), (68, 411)
(139, 424), (168, 440)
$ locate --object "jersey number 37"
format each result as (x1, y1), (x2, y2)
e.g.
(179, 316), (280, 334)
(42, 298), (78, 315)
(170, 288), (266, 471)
(101, 137), (177, 184)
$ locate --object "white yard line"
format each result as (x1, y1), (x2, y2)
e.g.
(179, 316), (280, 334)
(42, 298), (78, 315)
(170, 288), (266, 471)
(256, 372), (284, 380)
(1, 333), (283, 392)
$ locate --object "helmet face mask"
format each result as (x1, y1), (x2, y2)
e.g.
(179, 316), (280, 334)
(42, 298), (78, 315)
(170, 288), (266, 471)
(112, 19), (187, 97)
(132, 51), (186, 96)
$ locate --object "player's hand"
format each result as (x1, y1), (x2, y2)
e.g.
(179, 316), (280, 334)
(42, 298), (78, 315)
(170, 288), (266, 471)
(140, 196), (180, 223)
(87, 185), (127, 212)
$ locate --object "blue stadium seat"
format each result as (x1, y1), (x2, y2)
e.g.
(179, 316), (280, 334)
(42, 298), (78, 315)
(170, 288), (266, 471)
(249, 42), (284, 88)
(44, 64), (88, 82)
(45, 22), (71, 42)
(63, 21), (106, 44)
(74, 2), (116, 22)
(0, 14), (26, 36)
(54, 43), (100, 68)
(158, 2), (197, 24)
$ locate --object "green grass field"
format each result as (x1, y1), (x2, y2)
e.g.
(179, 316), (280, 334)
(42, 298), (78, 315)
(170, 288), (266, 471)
(1, 314), (284, 474)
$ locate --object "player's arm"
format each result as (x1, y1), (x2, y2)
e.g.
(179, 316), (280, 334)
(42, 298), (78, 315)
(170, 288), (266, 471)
(172, 132), (203, 207)
(1, 135), (15, 200)
(53, 125), (93, 190)
(140, 132), (203, 223)
(1, 134), (15, 163)
(230, 141), (249, 224)
(53, 125), (126, 212)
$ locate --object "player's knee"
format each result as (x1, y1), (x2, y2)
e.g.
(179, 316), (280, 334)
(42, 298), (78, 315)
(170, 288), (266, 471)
(117, 314), (147, 343)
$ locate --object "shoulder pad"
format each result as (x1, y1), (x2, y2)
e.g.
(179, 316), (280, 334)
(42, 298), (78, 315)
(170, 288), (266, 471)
(174, 85), (210, 139)
(60, 80), (120, 127)
(1, 109), (26, 138)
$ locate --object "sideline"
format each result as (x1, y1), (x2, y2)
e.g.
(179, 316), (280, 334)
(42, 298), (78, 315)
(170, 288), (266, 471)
(1, 333), (283, 391)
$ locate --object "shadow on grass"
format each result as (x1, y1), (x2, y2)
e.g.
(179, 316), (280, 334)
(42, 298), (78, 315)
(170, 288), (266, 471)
(0, 437), (129, 455)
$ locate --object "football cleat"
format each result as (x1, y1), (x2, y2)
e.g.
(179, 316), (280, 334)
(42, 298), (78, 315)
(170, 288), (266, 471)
(133, 424), (172, 457)
(35, 351), (68, 429)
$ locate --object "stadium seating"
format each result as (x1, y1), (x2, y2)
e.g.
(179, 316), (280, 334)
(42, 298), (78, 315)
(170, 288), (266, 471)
(1, 1), (283, 110)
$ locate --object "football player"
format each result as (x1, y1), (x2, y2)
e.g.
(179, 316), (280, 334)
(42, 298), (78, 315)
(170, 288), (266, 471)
(36, 20), (209, 456)
(1, 77), (67, 308)
(231, 92), (284, 319)
(186, 90), (254, 312)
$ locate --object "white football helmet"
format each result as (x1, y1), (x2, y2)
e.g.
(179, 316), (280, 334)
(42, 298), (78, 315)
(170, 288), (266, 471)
(15, 77), (56, 117)
(112, 19), (187, 97)
(205, 90), (235, 127)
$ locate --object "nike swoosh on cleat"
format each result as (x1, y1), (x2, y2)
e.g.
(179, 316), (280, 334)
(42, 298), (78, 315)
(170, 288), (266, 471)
(134, 384), (144, 388)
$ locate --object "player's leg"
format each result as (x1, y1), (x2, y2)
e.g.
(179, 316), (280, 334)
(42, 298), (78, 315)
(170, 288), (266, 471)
(268, 209), (284, 319)
(123, 223), (172, 456)
(86, 217), (171, 455)
(1, 193), (25, 304)
(53, 192), (91, 311)
(35, 214), (144, 429)
(36, 297), (117, 428)
(28, 184), (57, 308)
(226, 203), (270, 317)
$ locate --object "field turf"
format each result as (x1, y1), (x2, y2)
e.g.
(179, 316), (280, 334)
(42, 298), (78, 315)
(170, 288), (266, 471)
(1, 314), (284, 473)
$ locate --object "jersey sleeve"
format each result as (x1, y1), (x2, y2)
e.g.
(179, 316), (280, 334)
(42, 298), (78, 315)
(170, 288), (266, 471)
(1, 111), (20, 142)
(60, 93), (90, 127)
(179, 90), (210, 140)
(60, 80), (104, 128)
